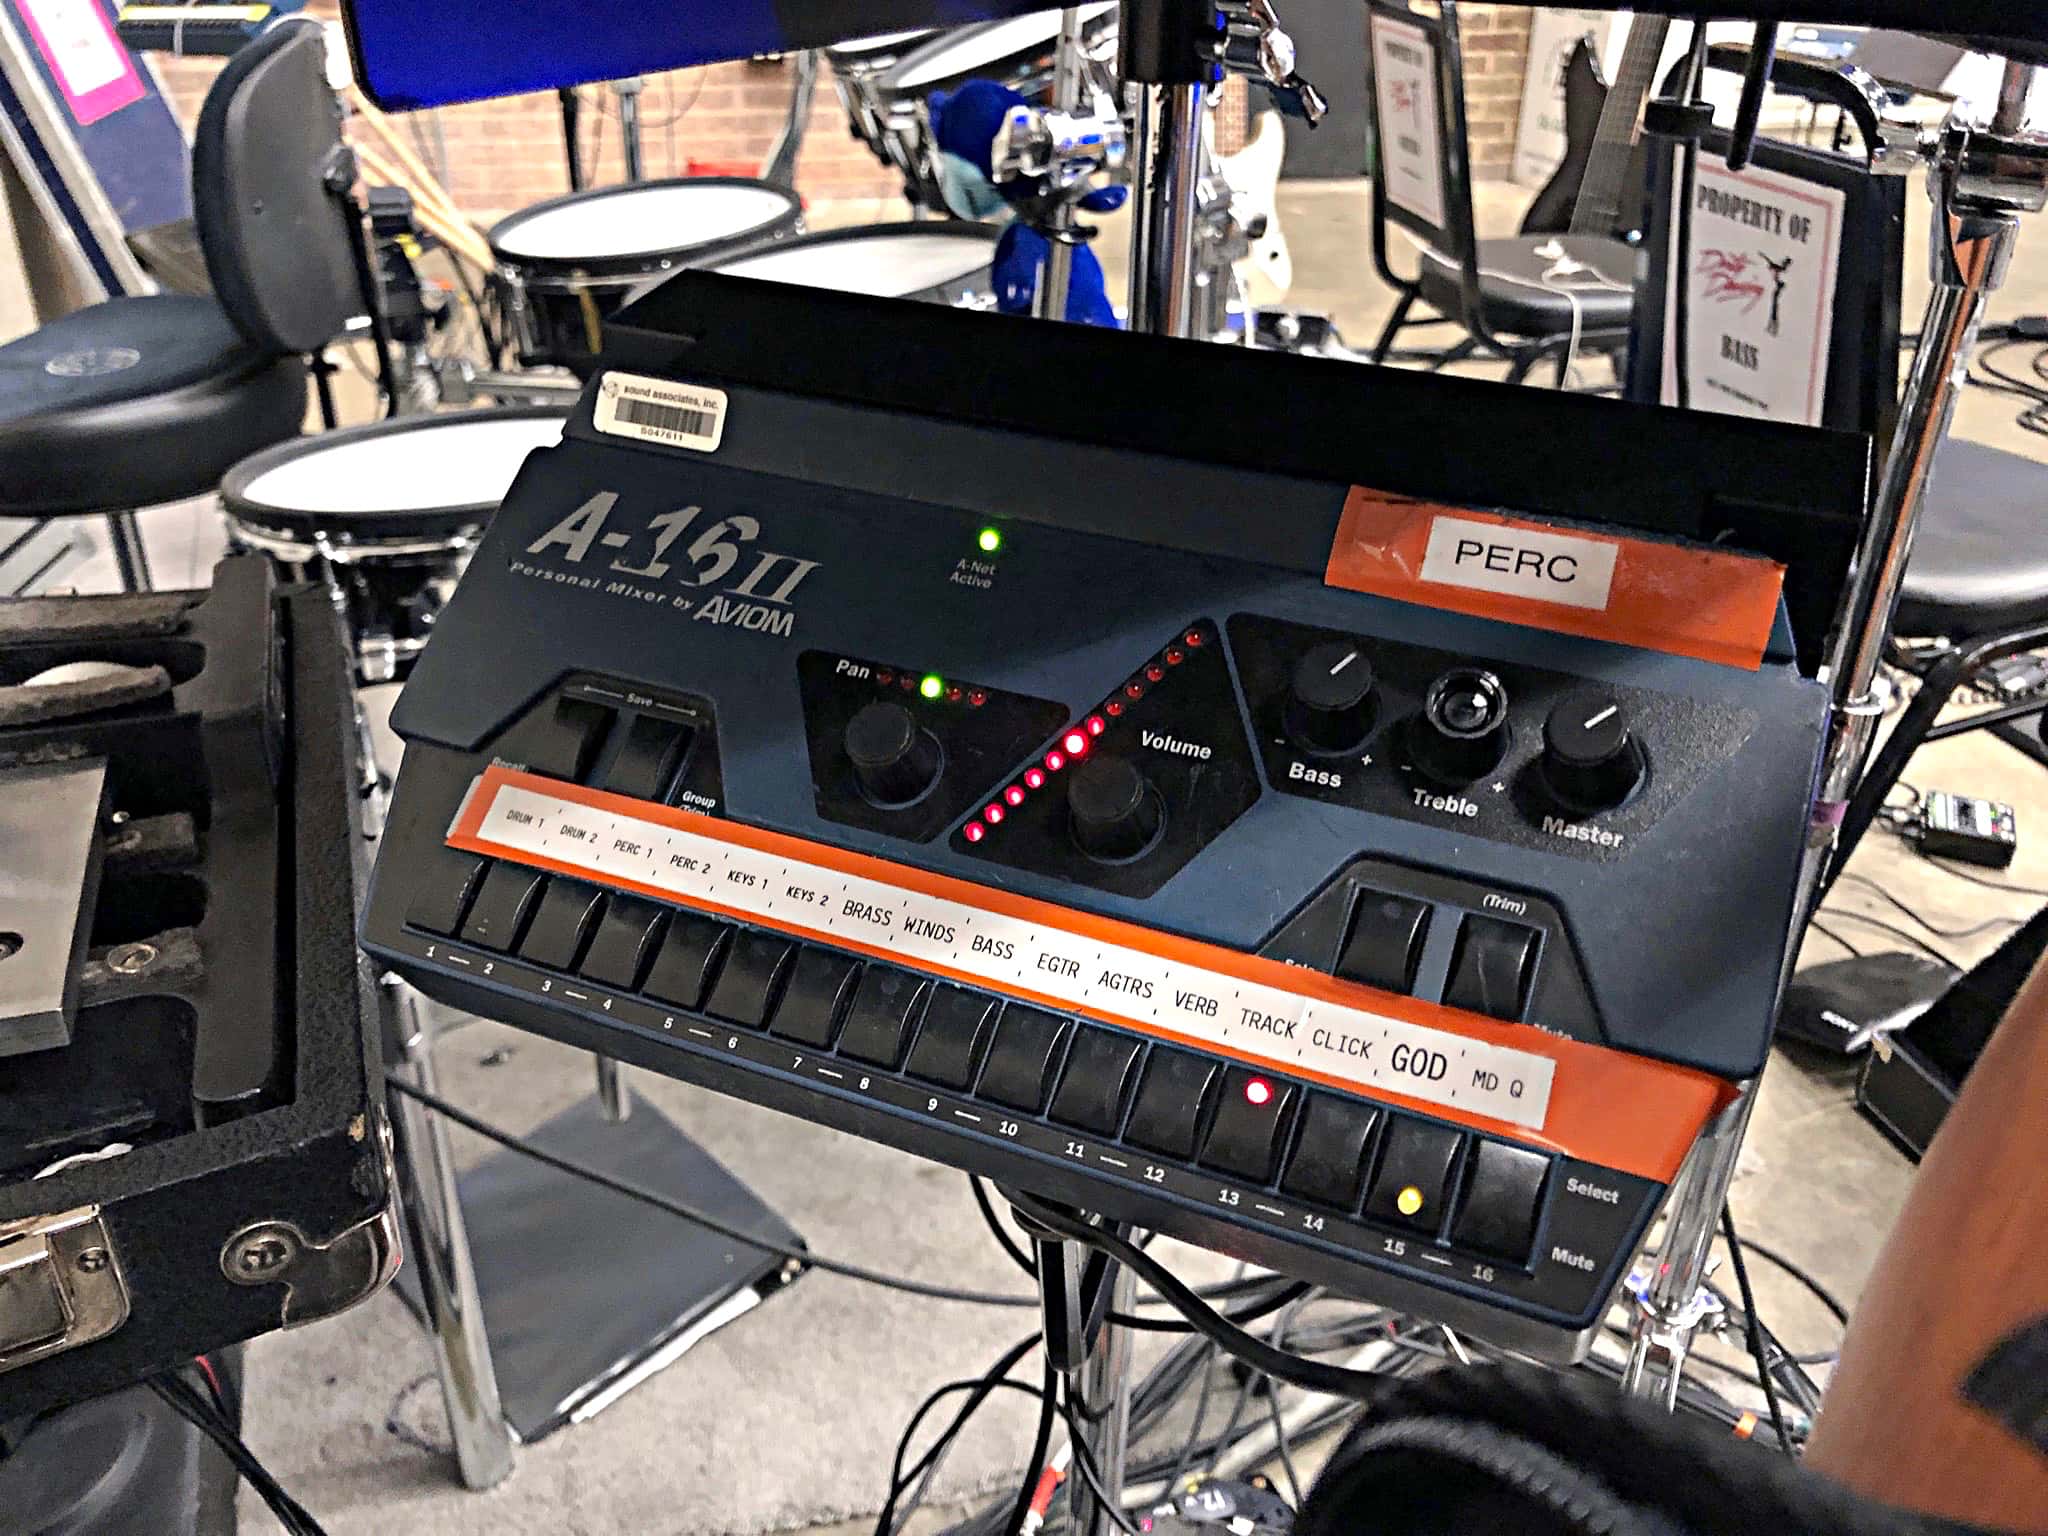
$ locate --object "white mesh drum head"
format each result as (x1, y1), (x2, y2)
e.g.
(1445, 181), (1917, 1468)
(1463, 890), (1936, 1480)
(892, 4), (1114, 89)
(240, 415), (566, 516)
(494, 182), (795, 262)
(829, 27), (930, 56)
(711, 233), (994, 297)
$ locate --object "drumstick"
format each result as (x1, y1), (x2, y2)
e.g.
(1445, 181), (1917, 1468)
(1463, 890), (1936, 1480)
(351, 142), (484, 259)
(348, 89), (473, 230)
(353, 143), (496, 271)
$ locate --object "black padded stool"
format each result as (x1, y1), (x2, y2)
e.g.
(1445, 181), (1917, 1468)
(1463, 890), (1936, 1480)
(0, 20), (361, 591)
(1835, 437), (2048, 866)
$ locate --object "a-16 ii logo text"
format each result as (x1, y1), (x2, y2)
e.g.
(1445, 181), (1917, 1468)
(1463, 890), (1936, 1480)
(518, 492), (821, 638)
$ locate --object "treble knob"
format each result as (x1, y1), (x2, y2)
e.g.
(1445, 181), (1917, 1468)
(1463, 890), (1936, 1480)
(1408, 667), (1512, 787)
(1286, 641), (1377, 756)
(845, 701), (943, 807)
(1067, 755), (1165, 862)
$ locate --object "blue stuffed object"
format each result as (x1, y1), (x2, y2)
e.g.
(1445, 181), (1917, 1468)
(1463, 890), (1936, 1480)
(927, 79), (1123, 328)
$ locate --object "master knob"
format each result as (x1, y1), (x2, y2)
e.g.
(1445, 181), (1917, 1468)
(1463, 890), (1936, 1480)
(1540, 688), (1646, 813)
(1408, 667), (1512, 786)
(1286, 641), (1378, 756)
(1067, 755), (1165, 862)
(845, 701), (943, 807)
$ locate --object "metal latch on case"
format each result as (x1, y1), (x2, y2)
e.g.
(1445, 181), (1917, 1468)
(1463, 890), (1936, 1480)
(0, 1206), (129, 1373)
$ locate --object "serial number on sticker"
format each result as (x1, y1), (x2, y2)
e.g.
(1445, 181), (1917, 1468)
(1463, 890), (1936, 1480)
(595, 373), (727, 452)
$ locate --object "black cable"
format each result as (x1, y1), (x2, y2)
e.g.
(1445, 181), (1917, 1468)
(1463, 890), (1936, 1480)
(1735, 1237), (1850, 1327)
(150, 1375), (326, 1536)
(1816, 907), (1958, 967)
(390, 1076), (1041, 1308)
(972, 1175), (1038, 1279)
(1805, 916), (1861, 957)
(1263, 1304), (1305, 1507)
(1002, 1358), (1058, 1536)
(1721, 1207), (1796, 1457)
(1055, 1384), (1147, 1536)
(1163, 1335), (1224, 1491)
(1837, 872), (2023, 940)
(878, 1336), (1040, 1535)
(1007, 1193), (1385, 1399)
(1924, 856), (2048, 901)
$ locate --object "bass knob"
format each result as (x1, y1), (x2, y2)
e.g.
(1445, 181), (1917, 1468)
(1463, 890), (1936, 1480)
(1286, 640), (1378, 756)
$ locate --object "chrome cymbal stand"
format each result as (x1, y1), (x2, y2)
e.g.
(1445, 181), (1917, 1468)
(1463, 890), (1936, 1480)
(1124, 0), (1321, 338)
(1623, 56), (2048, 1404)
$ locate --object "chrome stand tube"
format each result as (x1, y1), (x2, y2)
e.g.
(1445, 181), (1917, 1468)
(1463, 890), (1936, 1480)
(382, 978), (516, 1488)
(1623, 63), (2047, 1406)
(1619, 1088), (1752, 1405)
(595, 1055), (632, 1121)
(1033, 8), (1089, 322)
(1128, 82), (1207, 337)
(1067, 1265), (1135, 1534)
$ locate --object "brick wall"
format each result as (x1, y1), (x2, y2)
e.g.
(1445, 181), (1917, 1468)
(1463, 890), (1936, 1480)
(155, 7), (900, 222)
(1454, 4), (1535, 179)
(155, 16), (1266, 227)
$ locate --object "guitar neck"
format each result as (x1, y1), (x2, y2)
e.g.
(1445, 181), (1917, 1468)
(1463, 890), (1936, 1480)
(1569, 17), (1672, 237)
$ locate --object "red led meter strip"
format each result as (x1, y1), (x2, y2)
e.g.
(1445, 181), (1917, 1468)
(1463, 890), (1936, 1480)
(448, 766), (1733, 1182)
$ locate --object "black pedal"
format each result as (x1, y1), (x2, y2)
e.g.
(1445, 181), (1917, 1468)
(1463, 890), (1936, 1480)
(1914, 789), (2018, 870)
(359, 278), (1867, 1362)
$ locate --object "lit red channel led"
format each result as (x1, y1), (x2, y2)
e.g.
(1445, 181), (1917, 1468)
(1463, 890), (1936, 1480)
(959, 624), (1209, 847)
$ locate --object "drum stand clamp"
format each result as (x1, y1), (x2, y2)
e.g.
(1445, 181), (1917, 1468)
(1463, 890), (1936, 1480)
(1216, 0), (1326, 126)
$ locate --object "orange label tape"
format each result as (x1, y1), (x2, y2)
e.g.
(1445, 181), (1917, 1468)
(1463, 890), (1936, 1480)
(1325, 490), (1787, 671)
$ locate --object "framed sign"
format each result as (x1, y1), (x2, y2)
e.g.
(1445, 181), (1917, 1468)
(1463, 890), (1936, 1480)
(1369, 11), (1445, 232)
(0, 0), (189, 298)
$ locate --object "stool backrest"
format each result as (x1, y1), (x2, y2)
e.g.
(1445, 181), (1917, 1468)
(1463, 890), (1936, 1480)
(192, 20), (362, 356)
(1363, 1), (1484, 329)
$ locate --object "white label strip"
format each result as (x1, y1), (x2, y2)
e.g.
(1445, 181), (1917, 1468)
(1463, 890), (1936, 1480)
(593, 372), (728, 453)
(1418, 515), (1620, 613)
(464, 782), (1557, 1130)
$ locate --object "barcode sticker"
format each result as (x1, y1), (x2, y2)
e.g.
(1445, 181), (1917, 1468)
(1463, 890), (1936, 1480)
(593, 372), (727, 453)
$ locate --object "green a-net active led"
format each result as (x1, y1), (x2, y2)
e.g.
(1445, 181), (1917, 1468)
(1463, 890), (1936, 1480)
(919, 674), (945, 700)
(977, 527), (1003, 554)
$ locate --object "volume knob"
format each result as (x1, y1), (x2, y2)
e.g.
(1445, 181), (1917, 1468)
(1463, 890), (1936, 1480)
(1540, 689), (1645, 813)
(1408, 667), (1512, 786)
(1286, 641), (1377, 756)
(845, 701), (943, 807)
(1067, 755), (1165, 862)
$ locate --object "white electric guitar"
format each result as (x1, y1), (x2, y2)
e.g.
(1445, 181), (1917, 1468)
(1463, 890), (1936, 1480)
(1213, 109), (1292, 304)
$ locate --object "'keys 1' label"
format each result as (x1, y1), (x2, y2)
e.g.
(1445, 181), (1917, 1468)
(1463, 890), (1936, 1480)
(451, 777), (1558, 1130)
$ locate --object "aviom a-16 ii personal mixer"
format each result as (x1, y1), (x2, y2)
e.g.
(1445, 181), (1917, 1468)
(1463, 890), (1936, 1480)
(360, 276), (1869, 1359)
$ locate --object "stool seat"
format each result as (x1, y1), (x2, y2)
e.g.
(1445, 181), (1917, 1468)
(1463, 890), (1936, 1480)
(1418, 236), (1638, 340)
(1897, 438), (2048, 639)
(0, 295), (305, 519)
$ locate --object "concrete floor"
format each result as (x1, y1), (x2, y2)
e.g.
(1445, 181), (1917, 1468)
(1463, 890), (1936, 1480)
(786, 171), (2048, 1536)
(35, 171), (2042, 1533)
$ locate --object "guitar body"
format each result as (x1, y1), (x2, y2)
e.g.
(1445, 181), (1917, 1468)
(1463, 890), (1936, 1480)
(1216, 109), (1292, 305)
(1520, 37), (1607, 237)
